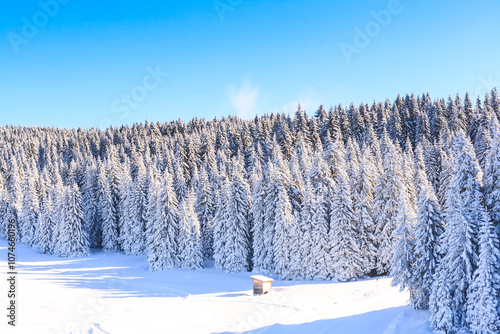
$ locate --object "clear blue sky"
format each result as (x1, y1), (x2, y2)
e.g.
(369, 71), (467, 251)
(1, 0), (499, 129)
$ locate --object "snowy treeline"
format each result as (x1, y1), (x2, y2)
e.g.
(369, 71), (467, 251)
(1, 89), (500, 333)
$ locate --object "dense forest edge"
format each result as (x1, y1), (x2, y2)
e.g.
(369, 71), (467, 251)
(1, 88), (500, 333)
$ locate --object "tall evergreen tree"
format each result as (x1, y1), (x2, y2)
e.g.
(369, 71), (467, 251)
(19, 175), (39, 246)
(82, 162), (101, 248)
(353, 148), (378, 275)
(53, 184), (91, 257)
(213, 178), (230, 270)
(329, 140), (364, 281)
(411, 144), (443, 310)
(374, 135), (412, 274)
(178, 190), (204, 269)
(269, 161), (294, 279)
(466, 215), (500, 334)
(295, 180), (316, 280)
(223, 158), (251, 272)
(430, 131), (484, 332)
(4, 158), (22, 240)
(483, 131), (500, 232)
(100, 165), (120, 251)
(195, 167), (215, 259)
(119, 161), (134, 253)
(251, 163), (274, 273)
(35, 195), (55, 254)
(146, 169), (180, 271)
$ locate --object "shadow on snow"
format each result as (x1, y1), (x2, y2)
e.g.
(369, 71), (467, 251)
(1, 238), (343, 299)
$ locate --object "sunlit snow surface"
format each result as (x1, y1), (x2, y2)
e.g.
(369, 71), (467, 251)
(0, 239), (441, 334)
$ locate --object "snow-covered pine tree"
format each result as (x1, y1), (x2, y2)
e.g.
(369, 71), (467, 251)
(288, 150), (305, 214)
(390, 146), (418, 297)
(345, 137), (361, 196)
(48, 178), (64, 245)
(429, 255), (455, 333)
(286, 210), (302, 280)
(261, 139), (294, 276)
(119, 160), (134, 253)
(437, 138), (454, 210)
(53, 184), (91, 257)
(4, 158), (22, 240)
(144, 165), (159, 255)
(251, 162), (274, 273)
(173, 159), (188, 201)
(390, 194), (417, 299)
(82, 161), (101, 248)
(178, 189), (203, 269)
(309, 150), (331, 201)
(19, 172), (39, 247)
(146, 169), (180, 271)
(223, 158), (251, 272)
(195, 167), (215, 259)
(144, 164), (159, 233)
(213, 177), (230, 270)
(294, 132), (313, 181)
(474, 124), (492, 171)
(35, 194), (55, 254)
(430, 131), (483, 332)
(99, 164), (120, 251)
(128, 162), (147, 255)
(403, 150), (417, 214)
(329, 140), (364, 281)
(411, 144), (443, 310)
(105, 146), (122, 237)
(466, 213), (500, 334)
(292, 180), (317, 280)
(483, 131), (500, 232)
(310, 191), (330, 280)
(270, 161), (294, 279)
(353, 148), (378, 275)
(374, 134), (410, 274)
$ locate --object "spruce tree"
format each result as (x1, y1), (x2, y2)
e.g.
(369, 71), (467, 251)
(129, 164), (147, 255)
(374, 135), (411, 274)
(298, 180), (316, 280)
(4, 158), (22, 240)
(411, 144), (443, 310)
(119, 161), (134, 253)
(271, 163), (294, 279)
(146, 169), (180, 271)
(466, 215), (500, 334)
(224, 158), (251, 272)
(430, 131), (483, 332)
(19, 175), (39, 247)
(251, 162), (274, 273)
(100, 166), (120, 251)
(310, 191), (330, 280)
(53, 184), (91, 257)
(353, 148), (378, 275)
(329, 140), (364, 281)
(195, 167), (215, 259)
(213, 178), (230, 270)
(178, 190), (204, 269)
(82, 162), (102, 248)
(483, 131), (500, 232)
(35, 195), (55, 254)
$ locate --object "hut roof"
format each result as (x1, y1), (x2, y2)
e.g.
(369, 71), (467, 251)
(250, 275), (274, 282)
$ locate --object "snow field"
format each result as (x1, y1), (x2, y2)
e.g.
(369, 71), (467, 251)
(0, 239), (439, 334)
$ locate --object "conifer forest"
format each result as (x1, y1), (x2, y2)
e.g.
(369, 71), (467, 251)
(2, 88), (500, 333)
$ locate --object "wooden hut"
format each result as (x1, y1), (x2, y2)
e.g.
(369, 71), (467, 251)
(250, 275), (274, 295)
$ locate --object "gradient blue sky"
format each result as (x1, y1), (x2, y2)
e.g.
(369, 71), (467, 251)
(1, 0), (499, 129)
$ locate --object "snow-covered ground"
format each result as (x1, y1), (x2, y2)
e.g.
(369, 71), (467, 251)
(0, 238), (434, 334)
